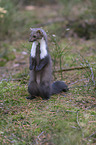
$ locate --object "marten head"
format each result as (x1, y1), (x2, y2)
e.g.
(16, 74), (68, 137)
(29, 28), (44, 42)
(29, 28), (48, 59)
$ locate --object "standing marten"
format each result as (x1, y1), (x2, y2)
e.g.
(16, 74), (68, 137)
(27, 28), (69, 100)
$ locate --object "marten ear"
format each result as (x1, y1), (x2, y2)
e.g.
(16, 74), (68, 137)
(30, 28), (33, 31)
(36, 30), (43, 35)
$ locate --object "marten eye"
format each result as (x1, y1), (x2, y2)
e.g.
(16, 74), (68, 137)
(33, 35), (36, 38)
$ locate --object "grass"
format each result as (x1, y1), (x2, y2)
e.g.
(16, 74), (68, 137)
(0, 40), (96, 144)
(0, 79), (96, 144)
(0, 41), (96, 145)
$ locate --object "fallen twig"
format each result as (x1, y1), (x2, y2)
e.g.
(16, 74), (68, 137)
(53, 66), (89, 73)
(76, 111), (84, 137)
(76, 111), (82, 130)
(88, 121), (96, 123)
(89, 65), (95, 86)
(68, 78), (89, 87)
(38, 131), (45, 139)
(65, 110), (77, 113)
(88, 131), (96, 138)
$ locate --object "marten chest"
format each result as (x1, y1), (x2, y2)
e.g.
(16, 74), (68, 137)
(36, 44), (41, 84)
(36, 44), (40, 66)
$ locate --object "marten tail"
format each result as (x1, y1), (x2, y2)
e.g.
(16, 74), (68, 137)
(51, 81), (69, 95)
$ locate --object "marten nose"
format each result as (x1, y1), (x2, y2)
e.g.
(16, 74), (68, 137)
(29, 37), (34, 42)
(29, 35), (36, 42)
(29, 38), (32, 42)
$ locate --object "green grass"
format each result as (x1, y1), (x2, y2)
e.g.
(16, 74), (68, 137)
(0, 31), (96, 145)
(0, 77), (96, 144)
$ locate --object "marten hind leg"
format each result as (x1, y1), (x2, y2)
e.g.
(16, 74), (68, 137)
(39, 82), (51, 100)
(27, 81), (39, 99)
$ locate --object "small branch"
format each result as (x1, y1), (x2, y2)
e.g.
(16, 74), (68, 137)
(65, 110), (77, 113)
(89, 66), (95, 86)
(88, 131), (96, 138)
(88, 121), (96, 123)
(38, 131), (45, 139)
(68, 78), (89, 87)
(76, 111), (84, 137)
(53, 66), (89, 73)
(76, 111), (82, 130)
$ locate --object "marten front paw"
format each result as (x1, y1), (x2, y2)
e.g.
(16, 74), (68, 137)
(26, 96), (36, 100)
(29, 65), (35, 70)
(35, 65), (42, 71)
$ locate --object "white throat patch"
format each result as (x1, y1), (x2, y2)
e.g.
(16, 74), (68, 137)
(31, 41), (38, 58)
(39, 37), (47, 59)
(31, 37), (47, 59)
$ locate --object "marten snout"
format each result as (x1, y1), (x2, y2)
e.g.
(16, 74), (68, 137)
(29, 32), (43, 42)
(29, 36), (36, 42)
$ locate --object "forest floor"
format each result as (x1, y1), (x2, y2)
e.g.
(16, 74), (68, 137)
(0, 4), (96, 145)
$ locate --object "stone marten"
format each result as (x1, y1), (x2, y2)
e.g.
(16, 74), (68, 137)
(27, 28), (69, 100)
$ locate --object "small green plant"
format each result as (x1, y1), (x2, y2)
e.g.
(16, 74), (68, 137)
(0, 43), (16, 66)
(51, 35), (68, 80)
(0, 0), (16, 38)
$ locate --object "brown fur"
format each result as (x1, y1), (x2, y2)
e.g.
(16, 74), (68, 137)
(28, 54), (52, 100)
(27, 28), (68, 100)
